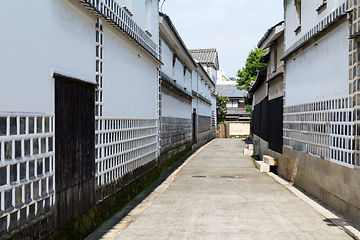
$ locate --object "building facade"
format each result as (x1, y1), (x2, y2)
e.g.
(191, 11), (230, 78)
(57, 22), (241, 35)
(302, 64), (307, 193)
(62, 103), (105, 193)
(1, 0), (154, 239)
(256, 0), (360, 224)
(158, 13), (195, 157)
(250, 21), (285, 158)
(217, 79), (249, 122)
(190, 49), (218, 143)
(0, 1), (218, 239)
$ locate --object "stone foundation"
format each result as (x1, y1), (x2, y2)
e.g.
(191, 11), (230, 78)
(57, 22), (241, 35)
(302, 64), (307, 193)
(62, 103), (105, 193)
(160, 117), (191, 155)
(193, 128), (215, 149)
(268, 146), (360, 223)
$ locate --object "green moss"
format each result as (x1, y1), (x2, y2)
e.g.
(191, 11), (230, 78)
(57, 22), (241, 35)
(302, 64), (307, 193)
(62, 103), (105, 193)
(47, 143), (192, 240)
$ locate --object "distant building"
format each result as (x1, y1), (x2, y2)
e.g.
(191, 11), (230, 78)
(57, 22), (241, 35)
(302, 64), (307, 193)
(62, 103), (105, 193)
(190, 48), (219, 139)
(189, 49), (219, 82)
(217, 83), (249, 122)
(158, 13), (216, 155)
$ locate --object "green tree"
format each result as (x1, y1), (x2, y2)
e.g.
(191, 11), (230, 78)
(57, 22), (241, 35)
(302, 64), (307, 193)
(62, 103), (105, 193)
(245, 104), (252, 116)
(236, 48), (267, 116)
(216, 95), (229, 123)
(236, 48), (267, 93)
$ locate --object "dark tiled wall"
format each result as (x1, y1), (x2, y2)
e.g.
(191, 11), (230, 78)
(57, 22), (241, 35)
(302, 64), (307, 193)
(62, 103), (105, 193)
(160, 117), (191, 154)
(198, 115), (211, 133)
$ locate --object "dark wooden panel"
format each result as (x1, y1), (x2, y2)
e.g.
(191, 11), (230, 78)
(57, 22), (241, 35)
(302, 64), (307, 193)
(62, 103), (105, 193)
(260, 96), (269, 142)
(54, 75), (95, 229)
(252, 103), (261, 137)
(192, 110), (197, 144)
(269, 97), (283, 154)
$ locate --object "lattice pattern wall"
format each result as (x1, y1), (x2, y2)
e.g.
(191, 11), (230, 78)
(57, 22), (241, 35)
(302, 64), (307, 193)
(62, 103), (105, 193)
(284, 98), (354, 168)
(211, 111), (216, 128)
(95, 18), (104, 119)
(348, 0), (360, 167)
(80, 0), (158, 57)
(0, 113), (55, 238)
(95, 119), (158, 192)
(93, 17), (159, 201)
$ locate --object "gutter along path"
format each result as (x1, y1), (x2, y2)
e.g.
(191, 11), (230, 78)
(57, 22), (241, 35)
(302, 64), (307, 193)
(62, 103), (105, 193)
(92, 139), (355, 240)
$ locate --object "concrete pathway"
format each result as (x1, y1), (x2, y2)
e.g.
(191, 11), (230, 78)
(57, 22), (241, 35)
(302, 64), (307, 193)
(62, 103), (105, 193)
(96, 139), (355, 240)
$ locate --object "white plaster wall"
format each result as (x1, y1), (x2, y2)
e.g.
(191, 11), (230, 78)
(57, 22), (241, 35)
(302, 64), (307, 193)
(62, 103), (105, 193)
(211, 67), (217, 84)
(184, 70), (192, 91)
(161, 39), (173, 78)
(102, 25), (158, 119)
(268, 76), (284, 101)
(198, 79), (202, 95)
(285, 0), (347, 48)
(229, 122), (250, 136)
(198, 100), (211, 116)
(174, 58), (183, 83)
(253, 83), (267, 106)
(277, 34), (285, 66)
(161, 90), (191, 119)
(130, 1), (145, 33)
(285, 22), (348, 106)
(0, 0), (95, 114)
(117, 0), (158, 42)
(201, 81), (206, 97)
(192, 98), (198, 112)
(192, 71), (198, 92)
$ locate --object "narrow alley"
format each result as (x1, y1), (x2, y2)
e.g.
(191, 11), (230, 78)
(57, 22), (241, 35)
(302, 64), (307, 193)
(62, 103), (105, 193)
(90, 139), (354, 240)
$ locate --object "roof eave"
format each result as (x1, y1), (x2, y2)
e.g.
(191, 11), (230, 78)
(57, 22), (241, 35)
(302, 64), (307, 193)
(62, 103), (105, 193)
(257, 21), (285, 49)
(249, 68), (267, 93)
(159, 12), (197, 68)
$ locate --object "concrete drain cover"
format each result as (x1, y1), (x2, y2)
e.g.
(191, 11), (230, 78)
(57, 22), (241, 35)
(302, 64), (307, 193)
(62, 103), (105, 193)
(192, 176), (207, 178)
(220, 176), (235, 178)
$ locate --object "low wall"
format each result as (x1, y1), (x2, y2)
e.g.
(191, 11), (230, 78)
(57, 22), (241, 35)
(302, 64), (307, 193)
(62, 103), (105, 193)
(253, 134), (269, 160)
(229, 122), (250, 136)
(268, 146), (360, 223)
(193, 129), (215, 149)
(218, 124), (229, 138)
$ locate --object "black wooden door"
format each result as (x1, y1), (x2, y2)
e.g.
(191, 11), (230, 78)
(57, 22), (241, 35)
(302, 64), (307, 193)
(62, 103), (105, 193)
(192, 109), (197, 144)
(54, 74), (96, 229)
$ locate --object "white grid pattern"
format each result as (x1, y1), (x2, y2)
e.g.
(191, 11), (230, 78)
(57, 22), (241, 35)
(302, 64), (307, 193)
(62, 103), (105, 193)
(95, 18), (104, 118)
(95, 119), (158, 188)
(284, 98), (355, 168)
(348, 1), (360, 167)
(0, 113), (55, 235)
(80, 0), (158, 57)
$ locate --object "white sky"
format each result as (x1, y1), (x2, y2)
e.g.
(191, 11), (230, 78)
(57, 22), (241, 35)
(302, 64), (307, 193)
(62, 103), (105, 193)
(162, 0), (284, 78)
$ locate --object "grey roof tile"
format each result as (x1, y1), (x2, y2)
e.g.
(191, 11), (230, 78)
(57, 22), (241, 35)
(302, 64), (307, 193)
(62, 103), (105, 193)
(217, 85), (247, 98)
(189, 48), (218, 65)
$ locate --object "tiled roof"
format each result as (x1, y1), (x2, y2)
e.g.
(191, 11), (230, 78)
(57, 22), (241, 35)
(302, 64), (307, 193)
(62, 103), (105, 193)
(217, 85), (247, 98)
(189, 48), (219, 69)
